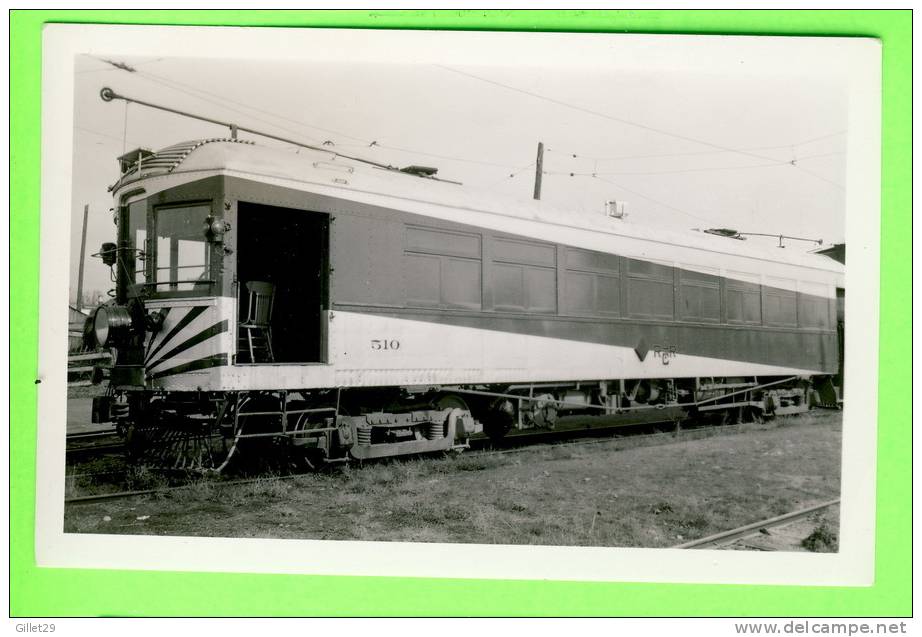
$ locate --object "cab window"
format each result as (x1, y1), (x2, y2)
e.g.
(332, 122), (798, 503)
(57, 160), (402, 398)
(154, 204), (212, 292)
(126, 199), (147, 283)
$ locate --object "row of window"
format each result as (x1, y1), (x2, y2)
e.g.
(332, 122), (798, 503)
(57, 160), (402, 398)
(403, 224), (832, 329)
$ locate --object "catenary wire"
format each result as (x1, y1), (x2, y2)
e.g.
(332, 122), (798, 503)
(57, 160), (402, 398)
(542, 151), (844, 178)
(544, 130), (847, 164)
(109, 61), (526, 171)
(586, 174), (715, 226)
(437, 64), (845, 189)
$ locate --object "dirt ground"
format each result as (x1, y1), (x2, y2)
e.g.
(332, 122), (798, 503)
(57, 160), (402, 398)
(64, 411), (841, 550)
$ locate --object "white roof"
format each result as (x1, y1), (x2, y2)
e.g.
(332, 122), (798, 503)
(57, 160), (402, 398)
(117, 139), (844, 287)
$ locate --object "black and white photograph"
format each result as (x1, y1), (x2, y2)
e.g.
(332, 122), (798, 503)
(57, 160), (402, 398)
(36, 24), (880, 584)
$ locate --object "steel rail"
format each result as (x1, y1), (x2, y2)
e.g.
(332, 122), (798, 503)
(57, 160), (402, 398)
(468, 420), (754, 458)
(66, 428), (118, 441)
(62, 430), (704, 505)
(64, 473), (310, 505)
(66, 442), (126, 459)
(671, 498), (840, 549)
(63, 418), (780, 505)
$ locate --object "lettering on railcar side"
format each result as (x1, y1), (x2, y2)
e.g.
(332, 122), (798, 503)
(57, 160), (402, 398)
(652, 345), (677, 365)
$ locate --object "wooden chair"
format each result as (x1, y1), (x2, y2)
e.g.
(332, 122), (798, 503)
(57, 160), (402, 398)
(239, 281), (276, 363)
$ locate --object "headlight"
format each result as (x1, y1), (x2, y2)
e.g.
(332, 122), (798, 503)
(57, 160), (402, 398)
(94, 305), (133, 347)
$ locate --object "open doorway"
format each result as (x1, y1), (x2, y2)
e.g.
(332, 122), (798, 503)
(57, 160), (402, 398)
(236, 202), (329, 364)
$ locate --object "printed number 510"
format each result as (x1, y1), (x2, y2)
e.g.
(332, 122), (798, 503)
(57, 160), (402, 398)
(371, 339), (400, 351)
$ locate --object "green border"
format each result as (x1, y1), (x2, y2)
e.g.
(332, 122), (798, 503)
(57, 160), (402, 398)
(11, 10), (910, 617)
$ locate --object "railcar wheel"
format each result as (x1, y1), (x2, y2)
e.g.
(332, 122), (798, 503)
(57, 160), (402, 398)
(433, 394), (470, 412)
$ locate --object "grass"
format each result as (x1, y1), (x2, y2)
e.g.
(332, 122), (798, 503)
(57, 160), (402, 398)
(67, 383), (107, 400)
(63, 411), (842, 548)
(802, 519), (839, 553)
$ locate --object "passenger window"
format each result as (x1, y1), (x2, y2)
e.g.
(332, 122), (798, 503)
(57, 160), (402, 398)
(626, 258), (674, 320)
(492, 237), (557, 313)
(726, 271), (762, 325)
(763, 277), (798, 327)
(678, 268), (720, 323)
(404, 225), (482, 310)
(563, 247), (621, 316)
(797, 281), (832, 329)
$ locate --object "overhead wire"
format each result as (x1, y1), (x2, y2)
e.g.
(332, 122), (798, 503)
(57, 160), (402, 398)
(786, 165), (846, 190)
(94, 60), (532, 174)
(439, 64), (793, 163)
(76, 56), (164, 74)
(107, 69), (459, 175)
(544, 131), (846, 164)
(360, 143), (522, 169)
(121, 102), (129, 153)
(336, 140), (525, 170)
(542, 151), (844, 178)
(437, 64), (845, 189)
(75, 125), (144, 148)
(587, 174), (715, 226)
(132, 65), (366, 145)
(483, 161), (536, 190)
(88, 57), (845, 225)
(105, 59), (526, 171)
(121, 68), (329, 147)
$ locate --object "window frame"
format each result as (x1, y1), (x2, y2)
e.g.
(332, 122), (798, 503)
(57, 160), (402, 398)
(403, 224), (483, 311)
(147, 200), (218, 299)
(677, 268), (722, 324)
(491, 234), (558, 314)
(624, 257), (675, 321)
(562, 247), (621, 317)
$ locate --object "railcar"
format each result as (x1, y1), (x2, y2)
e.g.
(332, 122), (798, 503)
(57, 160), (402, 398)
(86, 136), (844, 471)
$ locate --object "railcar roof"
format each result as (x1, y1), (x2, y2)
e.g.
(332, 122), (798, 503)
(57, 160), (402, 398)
(116, 139), (844, 275)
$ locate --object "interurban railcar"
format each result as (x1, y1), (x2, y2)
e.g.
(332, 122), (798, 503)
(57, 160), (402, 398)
(87, 138), (844, 470)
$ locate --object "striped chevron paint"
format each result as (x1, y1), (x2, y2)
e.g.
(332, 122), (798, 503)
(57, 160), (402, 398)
(143, 297), (234, 387)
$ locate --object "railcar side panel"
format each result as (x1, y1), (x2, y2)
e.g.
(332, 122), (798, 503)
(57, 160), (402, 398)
(120, 174), (840, 390)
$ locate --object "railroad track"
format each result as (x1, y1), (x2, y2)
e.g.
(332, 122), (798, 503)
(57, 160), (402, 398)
(65, 473), (309, 505)
(64, 418), (763, 505)
(66, 428), (118, 441)
(468, 420), (754, 458)
(66, 429), (125, 461)
(671, 499), (841, 550)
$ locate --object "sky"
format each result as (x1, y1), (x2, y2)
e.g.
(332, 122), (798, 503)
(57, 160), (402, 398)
(69, 42), (848, 304)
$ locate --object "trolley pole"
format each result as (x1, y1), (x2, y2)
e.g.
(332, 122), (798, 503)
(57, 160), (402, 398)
(76, 203), (89, 311)
(533, 142), (544, 200)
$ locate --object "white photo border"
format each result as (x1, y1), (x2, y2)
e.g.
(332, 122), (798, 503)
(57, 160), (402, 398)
(36, 24), (881, 585)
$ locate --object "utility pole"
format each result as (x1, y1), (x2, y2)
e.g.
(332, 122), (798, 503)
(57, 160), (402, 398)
(76, 204), (89, 311)
(533, 142), (544, 200)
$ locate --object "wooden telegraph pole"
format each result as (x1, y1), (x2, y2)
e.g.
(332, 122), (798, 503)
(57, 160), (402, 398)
(76, 204), (89, 311)
(533, 142), (544, 200)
